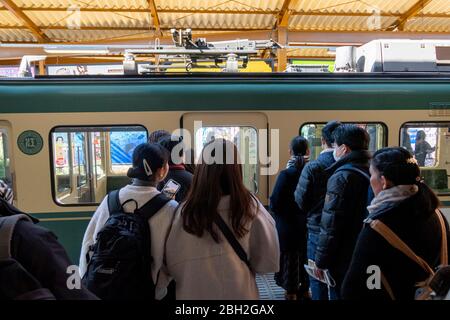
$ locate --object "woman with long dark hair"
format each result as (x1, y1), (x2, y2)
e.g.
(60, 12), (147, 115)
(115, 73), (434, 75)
(163, 139), (279, 300)
(342, 147), (449, 300)
(270, 136), (310, 300)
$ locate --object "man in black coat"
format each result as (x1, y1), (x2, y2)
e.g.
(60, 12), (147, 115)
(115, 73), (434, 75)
(314, 124), (371, 300)
(294, 120), (341, 300)
(0, 199), (98, 300)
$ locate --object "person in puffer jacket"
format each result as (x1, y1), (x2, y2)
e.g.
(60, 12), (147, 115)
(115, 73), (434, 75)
(294, 120), (341, 300)
(314, 124), (371, 300)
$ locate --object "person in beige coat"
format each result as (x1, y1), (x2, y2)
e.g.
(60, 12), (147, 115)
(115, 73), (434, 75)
(163, 139), (280, 300)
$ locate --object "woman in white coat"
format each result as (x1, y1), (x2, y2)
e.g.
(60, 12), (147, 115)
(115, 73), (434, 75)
(79, 143), (178, 299)
(163, 139), (280, 300)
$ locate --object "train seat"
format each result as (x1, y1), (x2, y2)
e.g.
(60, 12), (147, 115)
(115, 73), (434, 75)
(106, 176), (132, 193)
(421, 169), (449, 195)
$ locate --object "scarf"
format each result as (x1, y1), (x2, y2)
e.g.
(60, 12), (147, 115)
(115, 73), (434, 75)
(286, 155), (308, 169)
(367, 184), (418, 215)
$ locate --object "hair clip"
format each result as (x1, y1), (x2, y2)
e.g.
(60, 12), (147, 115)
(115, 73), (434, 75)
(406, 158), (418, 165)
(143, 159), (153, 176)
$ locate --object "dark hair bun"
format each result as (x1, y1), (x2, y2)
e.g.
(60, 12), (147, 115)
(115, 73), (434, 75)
(127, 143), (169, 180)
(372, 147), (420, 185)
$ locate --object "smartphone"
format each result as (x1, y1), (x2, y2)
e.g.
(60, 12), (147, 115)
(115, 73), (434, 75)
(161, 179), (181, 199)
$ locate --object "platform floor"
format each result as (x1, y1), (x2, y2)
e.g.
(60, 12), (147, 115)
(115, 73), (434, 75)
(256, 273), (285, 300)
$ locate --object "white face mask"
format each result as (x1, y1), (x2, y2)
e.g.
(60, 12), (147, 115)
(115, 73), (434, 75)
(333, 145), (344, 162)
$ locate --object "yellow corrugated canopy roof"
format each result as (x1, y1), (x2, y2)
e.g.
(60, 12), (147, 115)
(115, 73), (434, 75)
(0, 0), (449, 43)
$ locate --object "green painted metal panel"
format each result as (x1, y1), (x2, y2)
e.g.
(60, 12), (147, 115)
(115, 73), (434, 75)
(38, 219), (90, 265)
(1, 77), (450, 113)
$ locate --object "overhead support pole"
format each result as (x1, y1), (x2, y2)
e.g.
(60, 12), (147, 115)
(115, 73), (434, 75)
(0, 0), (49, 42)
(386, 0), (432, 31)
(147, 0), (162, 36)
(275, 0), (298, 72)
(276, 27), (288, 72)
(277, 0), (294, 28)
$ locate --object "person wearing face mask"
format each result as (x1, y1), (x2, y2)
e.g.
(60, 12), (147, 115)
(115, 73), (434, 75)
(341, 147), (449, 300)
(79, 143), (179, 299)
(294, 120), (341, 300)
(314, 124), (371, 300)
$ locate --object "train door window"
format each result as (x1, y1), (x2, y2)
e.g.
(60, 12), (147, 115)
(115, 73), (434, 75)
(0, 127), (12, 193)
(300, 122), (387, 161)
(195, 126), (259, 193)
(51, 126), (147, 206)
(400, 122), (450, 196)
(109, 130), (148, 175)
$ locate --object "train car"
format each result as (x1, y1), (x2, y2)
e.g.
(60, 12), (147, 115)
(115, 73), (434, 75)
(0, 73), (449, 263)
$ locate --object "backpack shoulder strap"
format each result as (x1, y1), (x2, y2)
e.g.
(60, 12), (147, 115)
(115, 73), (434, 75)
(0, 214), (33, 260)
(336, 163), (370, 181)
(369, 219), (435, 275)
(136, 193), (171, 220)
(214, 215), (252, 271)
(107, 190), (121, 215)
(435, 209), (448, 266)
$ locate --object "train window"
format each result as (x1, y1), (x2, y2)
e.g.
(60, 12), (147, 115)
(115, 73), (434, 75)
(51, 126), (147, 206)
(400, 122), (450, 196)
(0, 127), (12, 189)
(300, 122), (387, 161)
(194, 126), (259, 193)
(109, 131), (148, 175)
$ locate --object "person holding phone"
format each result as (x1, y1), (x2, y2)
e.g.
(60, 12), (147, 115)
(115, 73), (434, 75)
(157, 135), (193, 202)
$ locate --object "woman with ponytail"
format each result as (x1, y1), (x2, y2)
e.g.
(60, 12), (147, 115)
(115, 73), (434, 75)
(342, 147), (449, 300)
(270, 136), (310, 300)
(79, 143), (179, 299)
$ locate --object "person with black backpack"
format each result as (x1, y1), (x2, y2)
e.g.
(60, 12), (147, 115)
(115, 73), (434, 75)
(79, 143), (178, 300)
(0, 198), (97, 300)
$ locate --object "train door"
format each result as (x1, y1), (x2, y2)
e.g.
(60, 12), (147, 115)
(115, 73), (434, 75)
(181, 112), (269, 204)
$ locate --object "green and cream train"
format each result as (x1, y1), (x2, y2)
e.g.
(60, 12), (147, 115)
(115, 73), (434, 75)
(0, 73), (449, 262)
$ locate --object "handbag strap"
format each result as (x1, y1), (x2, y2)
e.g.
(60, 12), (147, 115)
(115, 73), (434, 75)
(214, 215), (252, 271)
(435, 209), (448, 266)
(370, 219), (435, 276)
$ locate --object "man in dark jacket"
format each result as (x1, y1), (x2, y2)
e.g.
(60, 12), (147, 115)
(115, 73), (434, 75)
(157, 135), (193, 203)
(0, 199), (97, 300)
(294, 120), (341, 300)
(314, 124), (371, 300)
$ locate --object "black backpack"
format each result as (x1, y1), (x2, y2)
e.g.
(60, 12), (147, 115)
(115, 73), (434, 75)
(0, 199), (56, 300)
(82, 190), (171, 300)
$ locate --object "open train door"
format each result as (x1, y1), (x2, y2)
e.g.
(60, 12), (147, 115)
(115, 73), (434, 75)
(181, 112), (271, 205)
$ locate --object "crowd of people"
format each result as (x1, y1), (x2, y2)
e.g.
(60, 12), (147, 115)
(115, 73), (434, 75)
(0, 123), (449, 300)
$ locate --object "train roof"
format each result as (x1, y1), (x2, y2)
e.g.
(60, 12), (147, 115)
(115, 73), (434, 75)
(4, 72), (450, 83)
